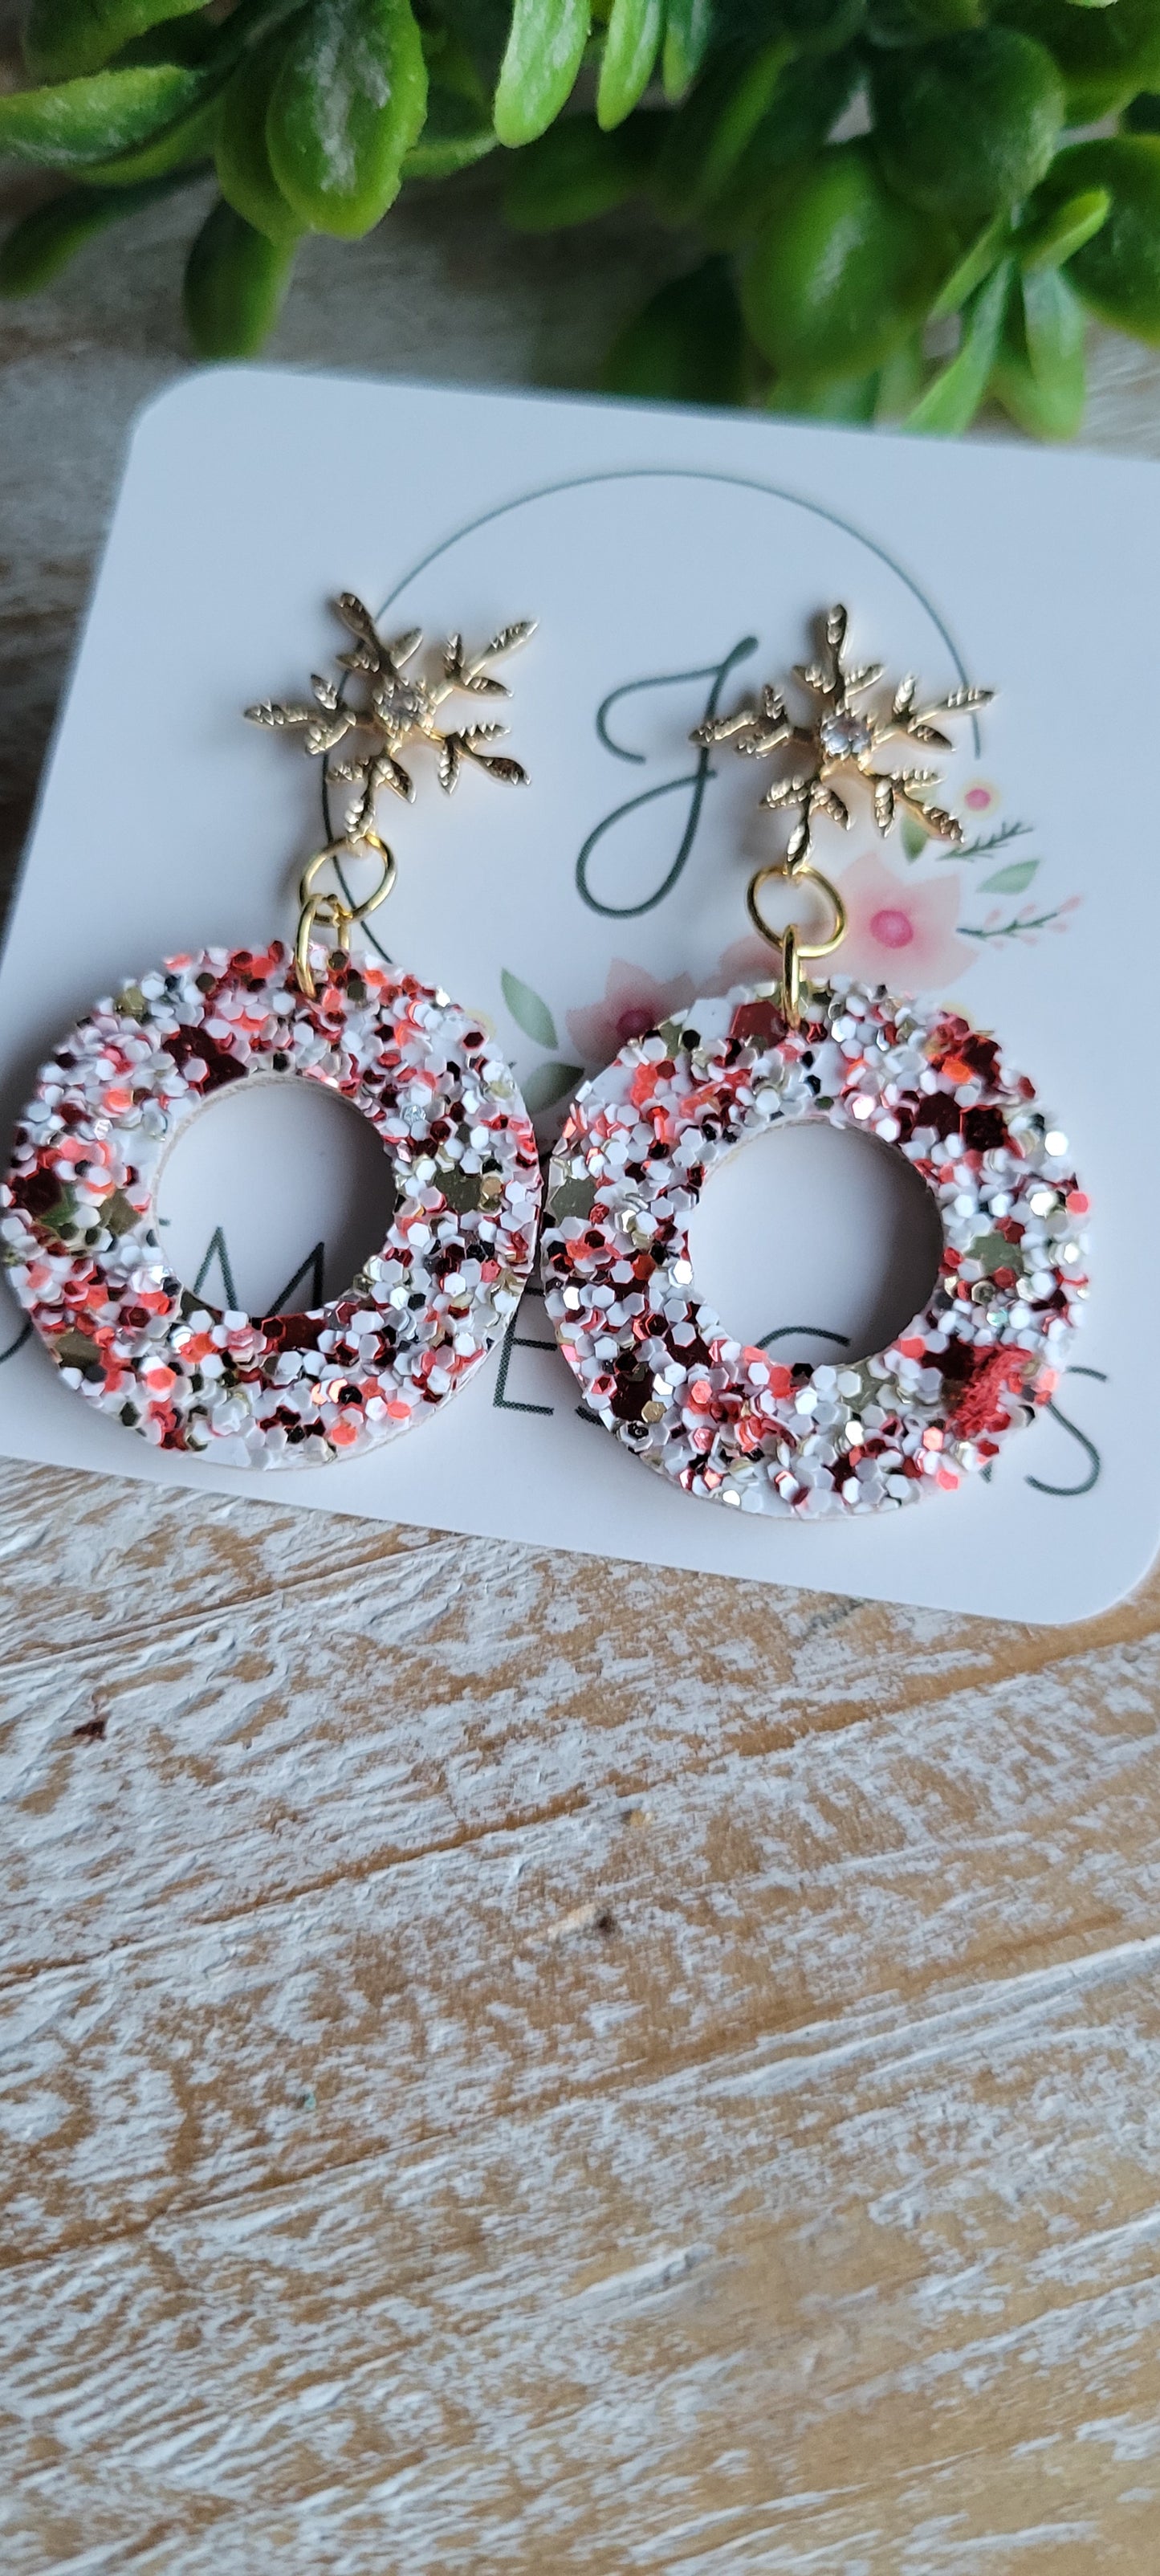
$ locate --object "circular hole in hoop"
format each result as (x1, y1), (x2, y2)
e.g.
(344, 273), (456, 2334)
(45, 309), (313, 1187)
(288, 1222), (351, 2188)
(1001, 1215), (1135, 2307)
(686, 1119), (942, 1369)
(155, 1075), (397, 1318)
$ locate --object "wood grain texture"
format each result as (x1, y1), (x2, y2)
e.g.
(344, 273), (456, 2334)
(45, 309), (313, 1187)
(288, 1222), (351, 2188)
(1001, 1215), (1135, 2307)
(4, 69), (1160, 2566)
(3, 1458), (1160, 2570)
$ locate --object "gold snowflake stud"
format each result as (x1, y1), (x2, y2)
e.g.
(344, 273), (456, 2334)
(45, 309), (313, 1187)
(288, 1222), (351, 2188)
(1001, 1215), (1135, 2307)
(694, 604), (992, 866)
(246, 593), (535, 842)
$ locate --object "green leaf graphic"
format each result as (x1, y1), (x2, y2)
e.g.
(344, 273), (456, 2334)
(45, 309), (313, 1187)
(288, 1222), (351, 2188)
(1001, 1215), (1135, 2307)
(522, 1059), (582, 1113)
(901, 813), (930, 860)
(981, 857), (1039, 894)
(501, 968), (558, 1049)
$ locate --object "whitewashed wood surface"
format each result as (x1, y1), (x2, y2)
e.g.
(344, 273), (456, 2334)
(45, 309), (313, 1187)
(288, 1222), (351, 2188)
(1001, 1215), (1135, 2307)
(4, 67), (1160, 2568)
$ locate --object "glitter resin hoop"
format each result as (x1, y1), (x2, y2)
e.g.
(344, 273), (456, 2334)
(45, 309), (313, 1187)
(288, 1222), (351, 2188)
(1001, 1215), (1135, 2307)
(543, 981), (1089, 1517)
(2, 941), (541, 1469)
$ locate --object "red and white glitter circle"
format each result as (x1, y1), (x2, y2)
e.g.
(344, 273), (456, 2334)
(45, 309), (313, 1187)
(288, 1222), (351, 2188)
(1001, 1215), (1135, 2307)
(2, 942), (541, 1469)
(543, 982), (1089, 1516)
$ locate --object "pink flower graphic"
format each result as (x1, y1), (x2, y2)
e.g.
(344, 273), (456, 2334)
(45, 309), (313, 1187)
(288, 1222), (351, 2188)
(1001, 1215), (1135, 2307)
(568, 957), (696, 1066)
(831, 850), (975, 994)
(703, 934), (779, 995)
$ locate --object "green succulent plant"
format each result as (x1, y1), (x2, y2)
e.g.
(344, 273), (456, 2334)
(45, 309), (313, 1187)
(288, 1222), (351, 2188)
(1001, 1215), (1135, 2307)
(3, 0), (1160, 436)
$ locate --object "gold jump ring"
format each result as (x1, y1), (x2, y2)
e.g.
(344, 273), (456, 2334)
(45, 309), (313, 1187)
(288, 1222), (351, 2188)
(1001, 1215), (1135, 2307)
(746, 861), (847, 1031)
(295, 831), (396, 998)
(746, 860), (846, 960)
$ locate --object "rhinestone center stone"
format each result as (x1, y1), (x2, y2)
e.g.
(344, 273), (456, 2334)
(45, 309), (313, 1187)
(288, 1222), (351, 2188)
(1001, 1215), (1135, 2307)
(375, 676), (429, 728)
(820, 709), (874, 762)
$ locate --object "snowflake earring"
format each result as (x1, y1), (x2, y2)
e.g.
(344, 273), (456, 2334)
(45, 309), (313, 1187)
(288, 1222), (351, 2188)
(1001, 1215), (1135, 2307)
(2, 596), (543, 1469)
(543, 606), (1089, 1518)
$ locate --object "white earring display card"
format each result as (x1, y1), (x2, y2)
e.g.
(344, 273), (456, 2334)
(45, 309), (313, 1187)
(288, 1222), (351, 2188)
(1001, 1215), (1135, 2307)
(0, 368), (1150, 1623)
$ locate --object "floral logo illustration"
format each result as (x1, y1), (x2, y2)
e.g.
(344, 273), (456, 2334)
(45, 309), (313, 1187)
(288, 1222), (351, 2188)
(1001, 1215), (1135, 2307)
(503, 774), (1081, 1104)
(898, 778), (1081, 956)
(825, 850), (977, 991)
(566, 959), (697, 1062)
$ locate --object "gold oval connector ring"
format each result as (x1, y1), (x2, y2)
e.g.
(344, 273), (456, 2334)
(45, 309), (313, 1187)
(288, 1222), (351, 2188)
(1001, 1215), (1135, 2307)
(295, 831), (396, 1000)
(746, 861), (847, 1029)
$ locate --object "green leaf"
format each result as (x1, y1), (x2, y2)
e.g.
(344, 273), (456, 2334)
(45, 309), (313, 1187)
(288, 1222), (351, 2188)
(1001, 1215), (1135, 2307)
(77, 79), (220, 183)
(112, 14), (218, 68)
(698, 49), (861, 246)
(23, 0), (206, 81)
(403, 82), (495, 180)
(597, 0), (664, 131)
(183, 195), (296, 355)
(908, 255), (1013, 434)
(1024, 262), (1086, 384)
(425, 0), (511, 93)
(743, 141), (954, 382)
(872, 29), (1064, 228)
(980, 858), (1039, 892)
(661, 0), (712, 100)
(991, 267), (1086, 438)
(1018, 185), (1109, 273)
(267, 0), (428, 239)
(603, 255), (749, 406)
(771, 367), (880, 421)
(994, 0), (1160, 121)
(522, 1059), (583, 1113)
(682, 38), (792, 212)
(876, 332), (924, 416)
(494, 0), (592, 149)
(648, 37), (780, 224)
(1037, 138), (1160, 343)
(900, 812), (930, 858)
(930, 210), (1011, 320)
(0, 60), (202, 169)
(415, 18), (487, 106)
(504, 108), (658, 227)
(0, 168), (189, 292)
(216, 35), (302, 244)
(502, 968), (559, 1050)
(20, 0), (289, 190)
